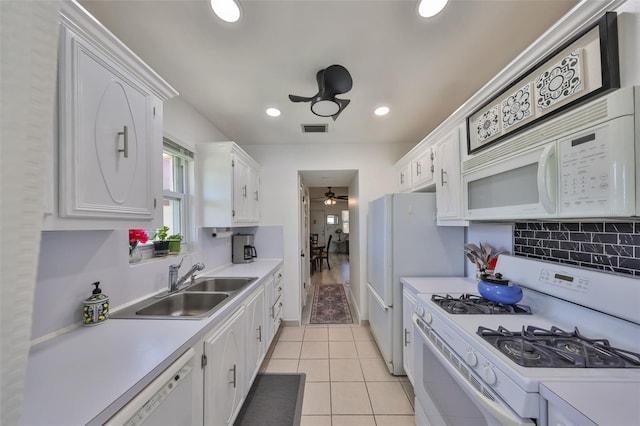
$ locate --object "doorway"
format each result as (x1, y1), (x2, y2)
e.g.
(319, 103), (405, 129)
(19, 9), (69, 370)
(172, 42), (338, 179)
(298, 173), (357, 325)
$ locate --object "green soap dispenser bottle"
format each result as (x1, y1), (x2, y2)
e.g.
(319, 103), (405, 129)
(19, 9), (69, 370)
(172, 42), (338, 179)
(83, 282), (109, 326)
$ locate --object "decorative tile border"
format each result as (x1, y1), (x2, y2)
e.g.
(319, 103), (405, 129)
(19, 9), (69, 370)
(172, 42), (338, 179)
(513, 222), (640, 277)
(534, 49), (583, 114)
(466, 13), (619, 154)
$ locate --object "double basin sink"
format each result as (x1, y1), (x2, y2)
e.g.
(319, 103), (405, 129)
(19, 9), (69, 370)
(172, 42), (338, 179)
(111, 277), (258, 320)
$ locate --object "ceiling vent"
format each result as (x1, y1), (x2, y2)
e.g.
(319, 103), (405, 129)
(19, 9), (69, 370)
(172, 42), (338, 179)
(302, 124), (328, 133)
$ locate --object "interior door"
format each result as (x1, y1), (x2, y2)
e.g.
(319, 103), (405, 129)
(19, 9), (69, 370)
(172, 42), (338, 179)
(310, 209), (325, 245)
(299, 181), (309, 309)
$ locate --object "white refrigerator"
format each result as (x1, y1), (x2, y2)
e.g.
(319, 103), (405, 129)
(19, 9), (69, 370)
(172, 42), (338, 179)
(367, 193), (464, 375)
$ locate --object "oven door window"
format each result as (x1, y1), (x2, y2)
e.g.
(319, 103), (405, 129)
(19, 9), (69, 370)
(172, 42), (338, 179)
(419, 340), (495, 425)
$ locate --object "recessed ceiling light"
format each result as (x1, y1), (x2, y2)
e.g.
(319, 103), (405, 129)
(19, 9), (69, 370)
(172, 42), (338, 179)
(374, 106), (390, 116)
(266, 107), (281, 117)
(210, 0), (241, 23)
(417, 0), (448, 18)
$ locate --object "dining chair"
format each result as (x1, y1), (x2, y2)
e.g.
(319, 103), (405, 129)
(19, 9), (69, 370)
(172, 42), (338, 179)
(318, 235), (332, 270)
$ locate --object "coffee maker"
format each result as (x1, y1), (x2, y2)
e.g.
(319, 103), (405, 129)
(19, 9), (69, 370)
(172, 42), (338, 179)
(232, 234), (257, 264)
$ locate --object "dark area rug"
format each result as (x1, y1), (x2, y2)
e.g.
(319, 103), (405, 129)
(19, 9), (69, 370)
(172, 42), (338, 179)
(234, 373), (306, 426)
(310, 283), (353, 324)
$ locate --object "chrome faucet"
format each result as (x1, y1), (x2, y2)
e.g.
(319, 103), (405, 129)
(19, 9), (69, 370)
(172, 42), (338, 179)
(168, 258), (205, 293)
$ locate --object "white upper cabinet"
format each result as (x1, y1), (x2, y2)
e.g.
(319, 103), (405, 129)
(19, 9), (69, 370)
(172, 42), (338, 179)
(434, 126), (465, 223)
(45, 1), (177, 230)
(197, 142), (261, 227)
(396, 161), (412, 192)
(411, 145), (435, 190)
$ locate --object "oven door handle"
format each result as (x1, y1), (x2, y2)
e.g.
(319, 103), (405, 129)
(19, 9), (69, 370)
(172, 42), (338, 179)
(413, 315), (534, 426)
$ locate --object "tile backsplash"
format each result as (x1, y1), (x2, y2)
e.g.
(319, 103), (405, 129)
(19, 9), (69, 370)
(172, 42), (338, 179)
(513, 222), (640, 277)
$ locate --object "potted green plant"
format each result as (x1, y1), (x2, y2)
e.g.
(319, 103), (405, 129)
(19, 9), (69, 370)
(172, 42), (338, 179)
(152, 225), (170, 257)
(167, 233), (183, 254)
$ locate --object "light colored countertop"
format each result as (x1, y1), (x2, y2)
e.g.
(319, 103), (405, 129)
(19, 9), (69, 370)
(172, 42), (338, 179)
(541, 380), (640, 426)
(20, 259), (283, 426)
(401, 276), (476, 295)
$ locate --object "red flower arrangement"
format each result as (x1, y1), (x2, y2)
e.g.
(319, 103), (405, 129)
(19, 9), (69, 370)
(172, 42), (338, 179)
(129, 229), (149, 252)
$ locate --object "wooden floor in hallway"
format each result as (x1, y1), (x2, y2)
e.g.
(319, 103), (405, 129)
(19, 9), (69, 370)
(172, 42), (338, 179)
(258, 253), (416, 426)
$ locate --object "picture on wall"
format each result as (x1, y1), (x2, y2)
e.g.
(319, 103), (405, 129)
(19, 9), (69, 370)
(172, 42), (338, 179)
(466, 12), (619, 155)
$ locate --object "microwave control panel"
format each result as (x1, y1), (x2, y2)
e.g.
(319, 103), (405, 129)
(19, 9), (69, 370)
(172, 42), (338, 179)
(558, 124), (610, 215)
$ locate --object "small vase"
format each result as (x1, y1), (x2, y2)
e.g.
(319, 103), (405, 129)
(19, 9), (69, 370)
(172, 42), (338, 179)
(129, 246), (142, 263)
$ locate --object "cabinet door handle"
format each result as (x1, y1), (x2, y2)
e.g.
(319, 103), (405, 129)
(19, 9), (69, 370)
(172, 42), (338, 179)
(117, 125), (129, 158)
(254, 190), (259, 201)
(416, 161), (421, 176)
(440, 168), (447, 186)
(242, 185), (247, 198)
(404, 328), (410, 346)
(257, 325), (262, 342)
(229, 364), (237, 388)
(271, 305), (274, 318)
(400, 173), (405, 185)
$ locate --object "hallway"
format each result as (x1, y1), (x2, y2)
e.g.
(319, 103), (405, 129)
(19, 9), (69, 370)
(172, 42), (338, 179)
(302, 253), (352, 325)
(259, 253), (416, 425)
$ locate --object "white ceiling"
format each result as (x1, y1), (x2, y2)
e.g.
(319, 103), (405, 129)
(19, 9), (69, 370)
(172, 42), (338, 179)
(79, 0), (578, 149)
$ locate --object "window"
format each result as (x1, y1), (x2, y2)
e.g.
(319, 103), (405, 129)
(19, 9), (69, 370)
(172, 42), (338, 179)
(326, 214), (339, 225)
(341, 210), (349, 234)
(161, 138), (194, 248)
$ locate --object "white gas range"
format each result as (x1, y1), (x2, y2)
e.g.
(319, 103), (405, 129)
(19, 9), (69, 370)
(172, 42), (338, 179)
(403, 255), (640, 425)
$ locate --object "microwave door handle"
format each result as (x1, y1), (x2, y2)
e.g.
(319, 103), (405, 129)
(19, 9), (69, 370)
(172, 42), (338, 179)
(537, 144), (556, 214)
(251, 246), (257, 258)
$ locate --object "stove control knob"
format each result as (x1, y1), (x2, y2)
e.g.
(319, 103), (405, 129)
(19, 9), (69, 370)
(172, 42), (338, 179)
(483, 366), (497, 385)
(465, 351), (478, 367)
(423, 312), (432, 324)
(415, 306), (425, 317)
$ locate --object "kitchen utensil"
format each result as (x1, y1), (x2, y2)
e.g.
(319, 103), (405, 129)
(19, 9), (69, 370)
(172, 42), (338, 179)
(477, 273), (523, 304)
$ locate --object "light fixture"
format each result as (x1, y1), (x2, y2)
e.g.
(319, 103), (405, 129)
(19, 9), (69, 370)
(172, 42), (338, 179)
(210, 0), (241, 23)
(266, 107), (281, 117)
(324, 198), (337, 206)
(311, 100), (340, 117)
(374, 106), (390, 116)
(417, 0), (448, 18)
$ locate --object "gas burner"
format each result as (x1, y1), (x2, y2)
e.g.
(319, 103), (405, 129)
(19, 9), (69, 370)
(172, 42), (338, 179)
(478, 325), (640, 368)
(431, 294), (532, 315)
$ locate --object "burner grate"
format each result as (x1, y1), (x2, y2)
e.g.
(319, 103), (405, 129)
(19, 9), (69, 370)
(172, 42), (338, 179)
(431, 294), (531, 315)
(478, 325), (640, 368)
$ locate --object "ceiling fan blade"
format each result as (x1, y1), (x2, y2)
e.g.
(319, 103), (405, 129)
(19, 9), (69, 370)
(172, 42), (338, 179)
(289, 94), (315, 103)
(330, 98), (351, 121)
(323, 65), (352, 95)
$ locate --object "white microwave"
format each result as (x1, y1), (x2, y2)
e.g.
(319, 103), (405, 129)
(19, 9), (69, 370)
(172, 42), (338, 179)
(462, 89), (637, 220)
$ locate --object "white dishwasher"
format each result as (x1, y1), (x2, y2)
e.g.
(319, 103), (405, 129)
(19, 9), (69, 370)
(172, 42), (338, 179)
(105, 348), (195, 426)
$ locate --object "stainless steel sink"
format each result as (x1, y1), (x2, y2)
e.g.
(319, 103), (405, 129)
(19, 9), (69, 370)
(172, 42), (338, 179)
(111, 292), (231, 320)
(135, 292), (229, 317)
(185, 277), (257, 293)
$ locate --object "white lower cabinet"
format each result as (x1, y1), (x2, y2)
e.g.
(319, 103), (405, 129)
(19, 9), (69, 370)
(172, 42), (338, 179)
(266, 269), (284, 346)
(402, 289), (417, 384)
(203, 307), (246, 426)
(245, 285), (266, 390)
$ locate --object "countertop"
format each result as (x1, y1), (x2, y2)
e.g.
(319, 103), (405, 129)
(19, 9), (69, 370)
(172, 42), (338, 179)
(20, 259), (283, 426)
(401, 276), (477, 295)
(540, 380), (640, 425)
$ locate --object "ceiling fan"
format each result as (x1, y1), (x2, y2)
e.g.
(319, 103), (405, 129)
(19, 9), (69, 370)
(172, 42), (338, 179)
(289, 64), (353, 121)
(312, 187), (348, 206)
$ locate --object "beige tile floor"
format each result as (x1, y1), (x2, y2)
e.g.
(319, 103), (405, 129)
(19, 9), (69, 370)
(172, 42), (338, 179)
(260, 324), (415, 426)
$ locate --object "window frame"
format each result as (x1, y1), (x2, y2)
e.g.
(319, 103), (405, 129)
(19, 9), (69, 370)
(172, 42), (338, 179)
(161, 138), (194, 252)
